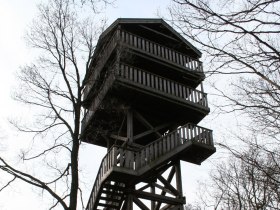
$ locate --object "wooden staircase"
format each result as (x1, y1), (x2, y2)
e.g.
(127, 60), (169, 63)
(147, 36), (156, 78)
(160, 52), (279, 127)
(85, 123), (215, 210)
(95, 181), (126, 209)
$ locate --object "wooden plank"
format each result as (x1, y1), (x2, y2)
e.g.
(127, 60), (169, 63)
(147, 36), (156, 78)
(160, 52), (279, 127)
(167, 135), (171, 151)
(167, 80), (170, 94)
(158, 140), (162, 156)
(142, 39), (145, 51)
(154, 142), (158, 159)
(163, 79), (167, 92)
(138, 36), (141, 49)
(151, 74), (154, 88)
(175, 83), (178, 97)
(138, 69), (142, 84)
(162, 137), (166, 153)
(161, 46), (165, 58)
(134, 36), (137, 47)
(154, 43), (158, 56)
(158, 45), (161, 56)
(129, 67), (133, 81)
(129, 34), (133, 46)
(146, 40), (149, 52)
(170, 133), (174, 149)
(150, 42), (153, 54)
(159, 77), (162, 91)
(150, 144), (154, 162)
(141, 150), (145, 167)
(146, 72), (150, 87)
(133, 67), (137, 82)
(145, 147), (150, 163)
(171, 82), (175, 95)
(143, 71), (146, 85)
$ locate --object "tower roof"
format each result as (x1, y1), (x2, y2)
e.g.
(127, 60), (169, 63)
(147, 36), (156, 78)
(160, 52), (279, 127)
(97, 18), (202, 58)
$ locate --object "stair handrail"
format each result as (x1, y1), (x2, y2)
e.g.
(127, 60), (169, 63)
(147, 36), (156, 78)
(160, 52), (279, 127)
(86, 146), (117, 210)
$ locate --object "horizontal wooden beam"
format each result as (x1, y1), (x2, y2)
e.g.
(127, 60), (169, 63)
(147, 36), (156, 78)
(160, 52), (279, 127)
(128, 190), (185, 205)
(133, 123), (171, 140)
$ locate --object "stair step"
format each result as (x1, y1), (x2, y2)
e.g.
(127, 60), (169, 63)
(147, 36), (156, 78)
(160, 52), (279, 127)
(101, 189), (124, 196)
(98, 202), (120, 209)
(100, 196), (121, 202)
(103, 183), (125, 190)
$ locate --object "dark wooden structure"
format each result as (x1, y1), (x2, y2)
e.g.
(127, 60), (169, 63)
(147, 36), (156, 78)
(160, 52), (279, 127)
(82, 18), (215, 210)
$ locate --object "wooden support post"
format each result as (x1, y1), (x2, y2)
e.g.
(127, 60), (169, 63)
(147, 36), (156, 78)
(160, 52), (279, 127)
(127, 195), (133, 210)
(151, 182), (156, 209)
(200, 82), (204, 93)
(175, 160), (183, 197)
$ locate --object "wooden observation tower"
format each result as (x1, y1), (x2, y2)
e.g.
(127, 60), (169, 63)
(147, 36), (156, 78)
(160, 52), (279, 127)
(82, 18), (216, 210)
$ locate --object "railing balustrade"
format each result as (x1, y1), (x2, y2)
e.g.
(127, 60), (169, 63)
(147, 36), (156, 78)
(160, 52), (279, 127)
(83, 30), (119, 99)
(83, 29), (204, 101)
(119, 30), (203, 73)
(86, 123), (213, 210)
(117, 63), (208, 108)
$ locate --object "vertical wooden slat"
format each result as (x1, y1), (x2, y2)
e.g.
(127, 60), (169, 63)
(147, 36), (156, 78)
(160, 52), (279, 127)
(129, 34), (133, 46)
(138, 69), (142, 84)
(143, 71), (146, 85)
(171, 82), (175, 95)
(178, 84), (182, 98)
(154, 142), (158, 159)
(163, 79), (167, 92)
(145, 147), (149, 163)
(150, 42), (153, 54)
(146, 72), (151, 87)
(161, 46), (165, 58)
(171, 133), (175, 149)
(138, 36), (141, 49)
(159, 77), (162, 91)
(175, 83), (178, 97)
(167, 80), (170, 94)
(142, 39), (145, 51)
(166, 136), (170, 151)
(150, 144), (154, 162)
(158, 140), (162, 156)
(129, 67), (133, 81)
(133, 67), (137, 82)
(151, 74), (154, 88)
(134, 36), (137, 47)
(158, 45), (161, 57)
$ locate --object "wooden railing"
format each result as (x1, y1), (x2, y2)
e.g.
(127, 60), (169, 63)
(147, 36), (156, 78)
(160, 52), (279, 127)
(83, 29), (204, 100)
(117, 64), (208, 108)
(86, 123), (213, 210)
(81, 71), (116, 134)
(83, 30), (119, 99)
(119, 30), (203, 73)
(86, 147), (117, 210)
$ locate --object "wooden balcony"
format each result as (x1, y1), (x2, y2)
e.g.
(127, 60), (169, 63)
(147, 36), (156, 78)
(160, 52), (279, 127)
(85, 123), (215, 210)
(119, 30), (203, 74)
(83, 29), (204, 101)
(117, 63), (208, 108)
(81, 63), (209, 134)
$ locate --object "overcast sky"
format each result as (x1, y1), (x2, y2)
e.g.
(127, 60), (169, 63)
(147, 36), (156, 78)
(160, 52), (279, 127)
(0, 0), (234, 209)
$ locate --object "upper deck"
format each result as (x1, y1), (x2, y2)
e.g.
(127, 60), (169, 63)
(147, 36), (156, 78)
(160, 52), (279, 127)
(83, 20), (205, 102)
